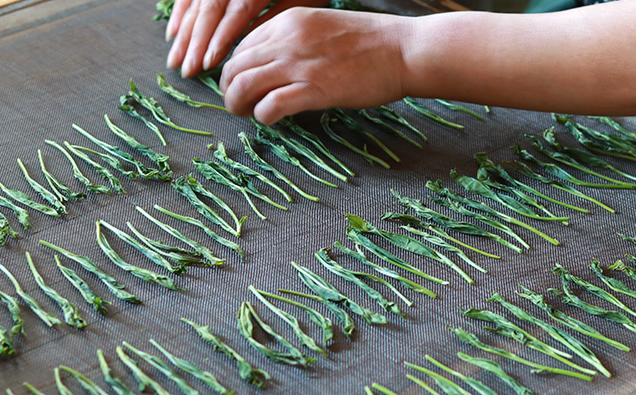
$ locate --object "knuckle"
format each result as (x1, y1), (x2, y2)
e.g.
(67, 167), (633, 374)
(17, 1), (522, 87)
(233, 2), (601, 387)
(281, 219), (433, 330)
(199, 0), (227, 14)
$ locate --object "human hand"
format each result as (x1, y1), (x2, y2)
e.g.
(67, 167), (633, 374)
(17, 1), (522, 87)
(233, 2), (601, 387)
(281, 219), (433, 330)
(166, 0), (329, 78)
(220, 7), (413, 125)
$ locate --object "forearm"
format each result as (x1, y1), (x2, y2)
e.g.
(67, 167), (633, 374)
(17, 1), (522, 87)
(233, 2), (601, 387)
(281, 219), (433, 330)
(401, 2), (636, 116)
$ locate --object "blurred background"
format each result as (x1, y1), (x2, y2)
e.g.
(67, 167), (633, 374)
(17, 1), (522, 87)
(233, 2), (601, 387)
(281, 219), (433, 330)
(461, 0), (531, 12)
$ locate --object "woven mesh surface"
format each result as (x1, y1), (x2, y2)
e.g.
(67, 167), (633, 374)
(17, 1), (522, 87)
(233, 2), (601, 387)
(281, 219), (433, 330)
(1, 1), (636, 394)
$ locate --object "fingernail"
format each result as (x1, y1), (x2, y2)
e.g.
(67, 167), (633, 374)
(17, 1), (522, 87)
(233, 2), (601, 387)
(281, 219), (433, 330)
(165, 27), (172, 42)
(203, 50), (215, 71)
(181, 55), (194, 78)
(166, 48), (177, 69)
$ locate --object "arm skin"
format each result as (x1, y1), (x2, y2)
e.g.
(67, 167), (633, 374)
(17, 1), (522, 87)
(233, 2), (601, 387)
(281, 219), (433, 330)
(218, 1), (636, 125)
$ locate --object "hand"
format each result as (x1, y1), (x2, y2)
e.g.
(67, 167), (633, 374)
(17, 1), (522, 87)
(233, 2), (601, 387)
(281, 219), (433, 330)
(220, 7), (412, 125)
(166, 0), (329, 78)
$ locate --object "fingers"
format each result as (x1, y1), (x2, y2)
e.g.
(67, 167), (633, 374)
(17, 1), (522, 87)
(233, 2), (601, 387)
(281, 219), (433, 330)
(253, 82), (326, 125)
(165, 0), (192, 42)
(249, 0), (329, 32)
(203, 0), (272, 70)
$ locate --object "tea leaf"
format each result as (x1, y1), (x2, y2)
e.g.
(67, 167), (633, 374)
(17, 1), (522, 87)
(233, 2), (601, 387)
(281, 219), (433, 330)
(0, 290), (23, 336)
(424, 354), (497, 395)
(56, 256), (108, 314)
(17, 158), (66, 214)
(375, 105), (427, 143)
(457, 352), (532, 395)
(116, 346), (171, 395)
(0, 180), (60, 217)
(58, 365), (109, 395)
(404, 361), (472, 395)
(404, 97), (464, 129)
(97, 349), (135, 395)
(38, 149), (86, 202)
(45, 139), (111, 194)
(435, 99), (484, 120)
(356, 108), (422, 148)
(157, 73), (228, 112)
(118, 95), (167, 145)
(62, 141), (126, 194)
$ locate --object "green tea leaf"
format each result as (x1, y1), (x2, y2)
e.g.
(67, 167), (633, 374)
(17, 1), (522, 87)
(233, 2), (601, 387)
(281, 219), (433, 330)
(59, 365), (109, 395)
(424, 354), (497, 395)
(404, 361), (472, 395)
(97, 349), (135, 395)
(0, 290), (23, 336)
(457, 352), (532, 395)
(404, 97), (464, 129)
(46, 140), (111, 194)
(157, 73), (228, 112)
(116, 346), (171, 395)
(17, 158), (67, 214)
(56, 256), (108, 314)
(0, 180), (60, 217)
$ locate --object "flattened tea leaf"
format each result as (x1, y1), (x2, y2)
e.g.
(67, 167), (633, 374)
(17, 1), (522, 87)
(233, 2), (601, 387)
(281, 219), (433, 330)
(0, 212), (18, 245)
(63, 142), (126, 194)
(56, 256), (108, 314)
(157, 73), (228, 111)
(54, 368), (73, 395)
(38, 149), (86, 202)
(404, 361), (472, 395)
(0, 180), (60, 217)
(435, 99), (485, 120)
(46, 140), (111, 194)
(17, 158), (66, 214)
(97, 349), (135, 395)
(126, 222), (206, 268)
(424, 354), (497, 395)
(457, 352), (533, 395)
(116, 346), (171, 395)
(118, 95), (167, 145)
(355, 108), (422, 148)
(404, 97), (464, 129)
(591, 260), (636, 299)
(375, 105), (427, 143)
(0, 290), (23, 336)
(58, 365), (109, 395)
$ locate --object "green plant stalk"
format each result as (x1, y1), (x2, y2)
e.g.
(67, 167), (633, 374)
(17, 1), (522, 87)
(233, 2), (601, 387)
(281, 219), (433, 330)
(590, 116), (636, 140)
(26, 252), (86, 329)
(105, 114), (171, 171)
(517, 284), (629, 351)
(450, 327), (592, 381)
(238, 301), (316, 367)
(40, 239), (141, 304)
(59, 365), (109, 395)
(591, 260), (636, 299)
(97, 349), (135, 395)
(253, 133), (339, 188)
(193, 157), (273, 220)
(173, 175), (245, 237)
(320, 112), (391, 169)
(557, 115), (636, 161)
(512, 159), (615, 212)
(347, 228), (448, 285)
(100, 220), (187, 275)
(0, 180), (60, 217)
(315, 248), (407, 315)
(73, 123), (171, 181)
(0, 262), (60, 327)
(123, 341), (201, 395)
(56, 256), (108, 314)
(457, 352), (533, 395)
(292, 261), (387, 324)
(346, 213), (472, 283)
(253, 289), (334, 348)
(54, 368), (73, 395)
(63, 142), (126, 194)
(489, 292), (610, 377)
(118, 95), (168, 145)
(126, 79), (211, 136)
(334, 240), (435, 298)
(136, 206), (225, 265)
(279, 116), (355, 176)
(116, 346), (171, 395)
(404, 97), (464, 129)
(405, 375), (441, 395)
(435, 99), (485, 120)
(553, 263), (636, 317)
(369, 383), (400, 395)
(239, 132), (320, 201)
(96, 221), (182, 290)
(0, 290), (23, 336)
(249, 285), (326, 355)
(22, 383), (45, 395)
(405, 361), (472, 395)
(329, 107), (400, 162)
(512, 144), (632, 189)
(17, 158), (66, 214)
(278, 288), (355, 338)
(550, 281), (636, 333)
(375, 105), (428, 142)
(126, 222), (206, 268)
(181, 318), (270, 388)
(45, 139), (111, 194)
(37, 149), (86, 201)
(424, 354), (497, 395)
(72, 145), (138, 180)
(253, 119), (349, 182)
(150, 339), (233, 395)
(154, 205), (243, 257)
(157, 73), (228, 111)
(213, 141), (292, 202)
(609, 259), (636, 285)
(474, 152), (588, 213)
(197, 69), (224, 97)
(355, 108), (422, 148)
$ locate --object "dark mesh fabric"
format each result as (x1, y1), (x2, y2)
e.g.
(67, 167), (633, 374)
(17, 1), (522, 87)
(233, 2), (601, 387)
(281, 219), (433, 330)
(1, 1), (636, 394)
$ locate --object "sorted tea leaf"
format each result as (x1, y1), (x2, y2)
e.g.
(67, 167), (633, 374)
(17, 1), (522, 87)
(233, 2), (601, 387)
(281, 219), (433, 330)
(0, 290), (23, 336)
(118, 95), (167, 146)
(126, 79), (211, 136)
(72, 145), (138, 180)
(152, 0), (174, 20)
(26, 252), (86, 329)
(591, 260), (636, 299)
(56, 256), (108, 314)
(375, 105), (428, 142)
(58, 365), (109, 395)
(150, 339), (233, 395)
(97, 349), (135, 395)
(54, 368), (73, 395)
(96, 221), (182, 290)
(450, 326), (592, 381)
(157, 73), (228, 111)
(435, 99), (485, 120)
(249, 285), (326, 356)
(556, 115), (636, 161)
(404, 361), (472, 395)
(346, 213), (472, 283)
(173, 175), (245, 237)
(404, 375), (440, 395)
(123, 341), (201, 395)
(22, 383), (45, 395)
(196, 68), (224, 97)
(126, 222), (206, 268)
(0, 325), (14, 357)
(154, 205), (244, 257)
(333, 240), (435, 298)
(0, 211), (18, 245)
(116, 346), (171, 395)
(238, 301), (316, 367)
(46, 140), (111, 194)
(292, 261), (387, 324)
(17, 158), (66, 215)
(239, 132), (319, 201)
(457, 352), (533, 395)
(38, 149), (86, 202)
(0, 262), (60, 327)
(317, 247), (412, 308)
(517, 284), (629, 351)
(213, 141), (292, 202)
(609, 259), (636, 285)
(404, 97), (464, 129)
(424, 354), (497, 395)
(62, 141), (126, 194)
(320, 112), (391, 169)
(181, 318), (270, 388)
(0, 195), (29, 230)
(136, 205), (225, 265)
(40, 240), (141, 304)
(356, 108), (422, 148)
(0, 180), (60, 217)
(368, 383), (400, 395)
